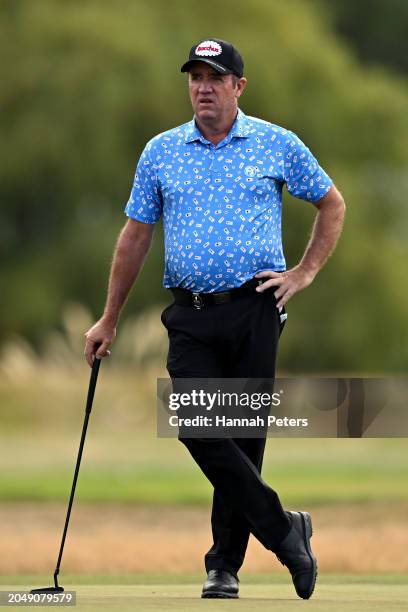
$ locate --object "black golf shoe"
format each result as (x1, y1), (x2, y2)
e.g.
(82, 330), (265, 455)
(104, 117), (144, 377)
(274, 511), (317, 599)
(201, 569), (239, 599)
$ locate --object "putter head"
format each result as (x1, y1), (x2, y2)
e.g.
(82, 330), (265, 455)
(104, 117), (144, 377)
(30, 587), (64, 594)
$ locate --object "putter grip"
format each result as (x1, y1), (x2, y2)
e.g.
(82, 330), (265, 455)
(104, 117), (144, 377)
(86, 357), (101, 414)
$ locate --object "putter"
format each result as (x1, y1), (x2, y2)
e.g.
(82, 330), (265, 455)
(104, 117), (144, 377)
(30, 356), (101, 594)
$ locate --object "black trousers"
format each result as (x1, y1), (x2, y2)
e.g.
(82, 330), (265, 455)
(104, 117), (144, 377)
(161, 287), (291, 577)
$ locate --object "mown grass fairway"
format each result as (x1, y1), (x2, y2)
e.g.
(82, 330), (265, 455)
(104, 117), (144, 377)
(2, 365), (407, 611)
(1, 433), (408, 506)
(2, 575), (407, 611)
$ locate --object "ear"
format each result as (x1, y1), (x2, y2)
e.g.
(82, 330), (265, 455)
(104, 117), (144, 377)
(235, 77), (247, 99)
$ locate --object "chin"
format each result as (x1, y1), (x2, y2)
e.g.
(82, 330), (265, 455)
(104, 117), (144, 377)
(196, 109), (217, 121)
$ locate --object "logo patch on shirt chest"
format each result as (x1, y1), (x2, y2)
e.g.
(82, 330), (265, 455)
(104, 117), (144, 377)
(244, 165), (260, 178)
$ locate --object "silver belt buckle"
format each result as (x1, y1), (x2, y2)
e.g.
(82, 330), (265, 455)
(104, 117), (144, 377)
(192, 293), (204, 310)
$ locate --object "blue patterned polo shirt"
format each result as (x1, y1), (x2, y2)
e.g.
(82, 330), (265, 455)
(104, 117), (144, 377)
(125, 109), (333, 292)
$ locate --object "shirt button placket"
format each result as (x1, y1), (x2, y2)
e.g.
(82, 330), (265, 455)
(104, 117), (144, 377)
(208, 144), (215, 174)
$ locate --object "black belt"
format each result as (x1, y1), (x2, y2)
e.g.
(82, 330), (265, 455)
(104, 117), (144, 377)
(170, 278), (264, 310)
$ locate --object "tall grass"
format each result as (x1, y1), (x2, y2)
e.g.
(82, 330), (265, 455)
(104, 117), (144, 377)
(1, 303), (407, 506)
(0, 302), (168, 382)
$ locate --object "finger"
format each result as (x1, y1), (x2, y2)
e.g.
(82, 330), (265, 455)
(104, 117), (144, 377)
(276, 288), (293, 309)
(95, 340), (111, 359)
(274, 285), (288, 300)
(84, 337), (100, 365)
(276, 298), (287, 309)
(256, 277), (286, 292)
(84, 345), (95, 367)
(255, 270), (283, 279)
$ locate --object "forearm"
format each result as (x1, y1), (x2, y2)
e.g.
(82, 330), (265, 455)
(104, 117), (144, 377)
(251, 186), (346, 307)
(299, 192), (346, 279)
(102, 225), (153, 325)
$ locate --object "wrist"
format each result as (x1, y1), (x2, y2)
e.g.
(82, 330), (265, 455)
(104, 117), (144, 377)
(101, 311), (119, 327)
(297, 262), (319, 281)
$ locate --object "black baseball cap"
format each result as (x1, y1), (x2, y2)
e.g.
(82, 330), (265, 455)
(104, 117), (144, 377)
(181, 38), (244, 78)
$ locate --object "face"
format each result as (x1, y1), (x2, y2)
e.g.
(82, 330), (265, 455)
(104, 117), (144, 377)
(188, 61), (247, 124)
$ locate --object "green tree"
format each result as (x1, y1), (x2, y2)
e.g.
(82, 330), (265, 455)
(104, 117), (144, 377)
(321, 0), (408, 76)
(1, 0), (407, 372)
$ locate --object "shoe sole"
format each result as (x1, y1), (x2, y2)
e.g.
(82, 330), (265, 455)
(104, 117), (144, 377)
(201, 592), (239, 599)
(298, 511), (318, 599)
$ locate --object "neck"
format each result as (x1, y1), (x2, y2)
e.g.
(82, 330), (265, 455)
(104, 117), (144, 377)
(195, 108), (239, 145)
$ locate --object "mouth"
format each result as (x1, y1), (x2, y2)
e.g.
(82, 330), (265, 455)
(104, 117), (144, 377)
(198, 98), (214, 105)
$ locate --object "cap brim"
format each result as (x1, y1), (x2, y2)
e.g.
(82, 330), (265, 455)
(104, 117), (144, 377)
(181, 58), (232, 74)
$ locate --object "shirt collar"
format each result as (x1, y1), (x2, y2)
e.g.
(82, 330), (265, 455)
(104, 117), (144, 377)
(184, 108), (250, 144)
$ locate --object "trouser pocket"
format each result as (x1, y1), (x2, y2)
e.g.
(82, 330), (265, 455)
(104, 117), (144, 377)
(278, 305), (287, 337)
(160, 302), (175, 327)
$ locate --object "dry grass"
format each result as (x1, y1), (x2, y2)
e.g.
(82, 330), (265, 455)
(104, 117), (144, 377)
(2, 304), (407, 579)
(1, 502), (408, 575)
(0, 303), (169, 383)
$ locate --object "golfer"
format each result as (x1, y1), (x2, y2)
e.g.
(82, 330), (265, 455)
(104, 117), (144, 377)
(84, 38), (345, 600)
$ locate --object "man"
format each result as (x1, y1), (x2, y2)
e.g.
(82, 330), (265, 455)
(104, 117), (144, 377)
(84, 38), (345, 600)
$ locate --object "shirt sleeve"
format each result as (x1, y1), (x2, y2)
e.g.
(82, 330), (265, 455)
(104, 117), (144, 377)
(124, 141), (163, 223)
(283, 131), (333, 203)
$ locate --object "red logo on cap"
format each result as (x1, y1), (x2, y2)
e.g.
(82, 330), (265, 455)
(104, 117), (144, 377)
(195, 40), (222, 57)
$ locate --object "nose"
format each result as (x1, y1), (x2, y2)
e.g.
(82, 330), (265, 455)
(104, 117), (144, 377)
(197, 78), (213, 93)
